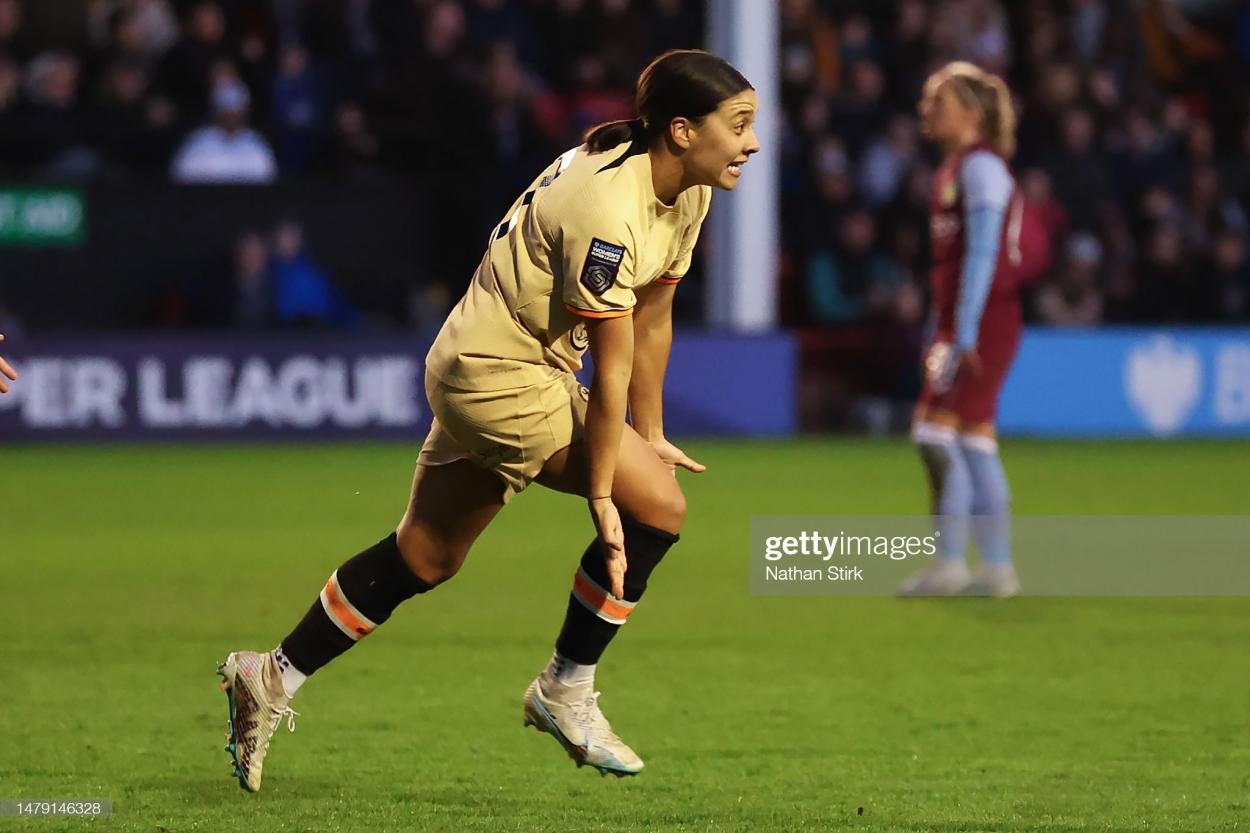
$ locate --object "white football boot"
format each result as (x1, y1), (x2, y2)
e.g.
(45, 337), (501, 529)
(217, 651), (299, 792)
(523, 676), (644, 777)
(962, 563), (1021, 598)
(898, 558), (972, 597)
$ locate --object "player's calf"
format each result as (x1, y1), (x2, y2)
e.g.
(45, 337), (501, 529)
(961, 432), (1013, 568)
(525, 516), (677, 773)
(912, 420), (972, 560)
(277, 533), (435, 689)
(217, 534), (435, 792)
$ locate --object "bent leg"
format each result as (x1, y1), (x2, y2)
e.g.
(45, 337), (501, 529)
(534, 426), (685, 669)
(278, 460), (505, 688)
(396, 459), (507, 586)
(537, 424), (686, 534)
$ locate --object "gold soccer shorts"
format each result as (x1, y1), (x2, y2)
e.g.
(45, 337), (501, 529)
(419, 369), (589, 502)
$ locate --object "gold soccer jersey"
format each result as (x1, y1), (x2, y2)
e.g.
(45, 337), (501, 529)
(425, 139), (711, 392)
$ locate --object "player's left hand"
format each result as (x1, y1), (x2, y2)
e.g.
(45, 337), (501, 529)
(588, 497), (627, 598)
(0, 334), (16, 394)
(648, 437), (706, 475)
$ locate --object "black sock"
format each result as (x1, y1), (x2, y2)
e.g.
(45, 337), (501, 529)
(279, 533), (432, 675)
(554, 518), (678, 665)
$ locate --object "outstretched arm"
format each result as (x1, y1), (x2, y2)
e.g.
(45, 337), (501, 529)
(0, 334), (16, 394)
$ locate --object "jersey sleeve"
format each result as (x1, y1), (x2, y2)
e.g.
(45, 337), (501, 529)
(959, 151), (1013, 211)
(557, 193), (637, 319)
(955, 151), (1012, 351)
(657, 186), (712, 285)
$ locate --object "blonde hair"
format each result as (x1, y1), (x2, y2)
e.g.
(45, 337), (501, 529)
(929, 61), (1017, 159)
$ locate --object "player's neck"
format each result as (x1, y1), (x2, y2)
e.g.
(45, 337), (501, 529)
(942, 128), (984, 161)
(648, 146), (687, 207)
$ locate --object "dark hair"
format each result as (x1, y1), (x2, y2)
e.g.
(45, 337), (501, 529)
(584, 49), (753, 153)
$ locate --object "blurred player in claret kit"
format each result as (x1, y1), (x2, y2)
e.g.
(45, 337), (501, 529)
(215, 49), (760, 791)
(900, 62), (1031, 599)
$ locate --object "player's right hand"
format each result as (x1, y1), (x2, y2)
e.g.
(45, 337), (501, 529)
(924, 341), (957, 393)
(588, 496), (626, 598)
(0, 334), (16, 394)
(648, 437), (707, 475)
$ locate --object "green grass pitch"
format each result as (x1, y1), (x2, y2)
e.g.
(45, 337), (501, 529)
(3, 438), (1248, 832)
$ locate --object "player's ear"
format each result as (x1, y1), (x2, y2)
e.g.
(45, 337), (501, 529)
(668, 117), (694, 151)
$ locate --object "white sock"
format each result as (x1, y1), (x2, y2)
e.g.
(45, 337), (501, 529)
(545, 651), (595, 688)
(271, 646), (307, 698)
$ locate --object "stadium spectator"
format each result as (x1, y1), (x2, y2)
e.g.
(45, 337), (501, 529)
(1211, 228), (1250, 320)
(269, 220), (357, 329)
(87, 0), (178, 61)
(858, 113), (918, 207)
(232, 231), (271, 330)
(1036, 233), (1105, 327)
(310, 101), (384, 179)
(158, 0), (229, 118)
(15, 52), (96, 176)
(86, 58), (177, 173)
(270, 42), (326, 173)
(1039, 107), (1114, 232)
(171, 79), (276, 183)
(0, 0), (31, 64)
(805, 209), (903, 324)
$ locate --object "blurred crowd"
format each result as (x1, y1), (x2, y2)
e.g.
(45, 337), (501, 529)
(0, 0), (699, 326)
(0, 0), (698, 183)
(0, 0), (1248, 333)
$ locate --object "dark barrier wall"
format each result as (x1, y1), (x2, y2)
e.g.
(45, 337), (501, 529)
(0, 182), (426, 331)
(0, 332), (799, 440)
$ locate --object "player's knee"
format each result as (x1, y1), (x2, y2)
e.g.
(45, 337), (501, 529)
(393, 520), (467, 587)
(667, 487), (688, 531)
(912, 420), (957, 453)
(634, 482), (686, 535)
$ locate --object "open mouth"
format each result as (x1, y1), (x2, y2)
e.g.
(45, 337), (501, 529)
(727, 159), (748, 178)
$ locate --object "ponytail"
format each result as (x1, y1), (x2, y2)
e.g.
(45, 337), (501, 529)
(980, 73), (1017, 159)
(940, 64), (1017, 159)
(584, 117), (647, 153)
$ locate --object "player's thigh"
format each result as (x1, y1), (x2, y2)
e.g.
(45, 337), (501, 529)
(395, 459), (506, 585)
(535, 425), (686, 534)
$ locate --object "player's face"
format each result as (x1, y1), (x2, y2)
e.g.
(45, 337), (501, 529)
(685, 89), (760, 190)
(917, 73), (947, 139)
(920, 81), (976, 147)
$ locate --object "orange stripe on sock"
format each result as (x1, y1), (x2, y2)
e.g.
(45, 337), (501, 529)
(321, 575), (376, 639)
(571, 568), (636, 624)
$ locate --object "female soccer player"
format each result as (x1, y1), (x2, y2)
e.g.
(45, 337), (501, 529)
(900, 61), (1024, 598)
(218, 49), (760, 790)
